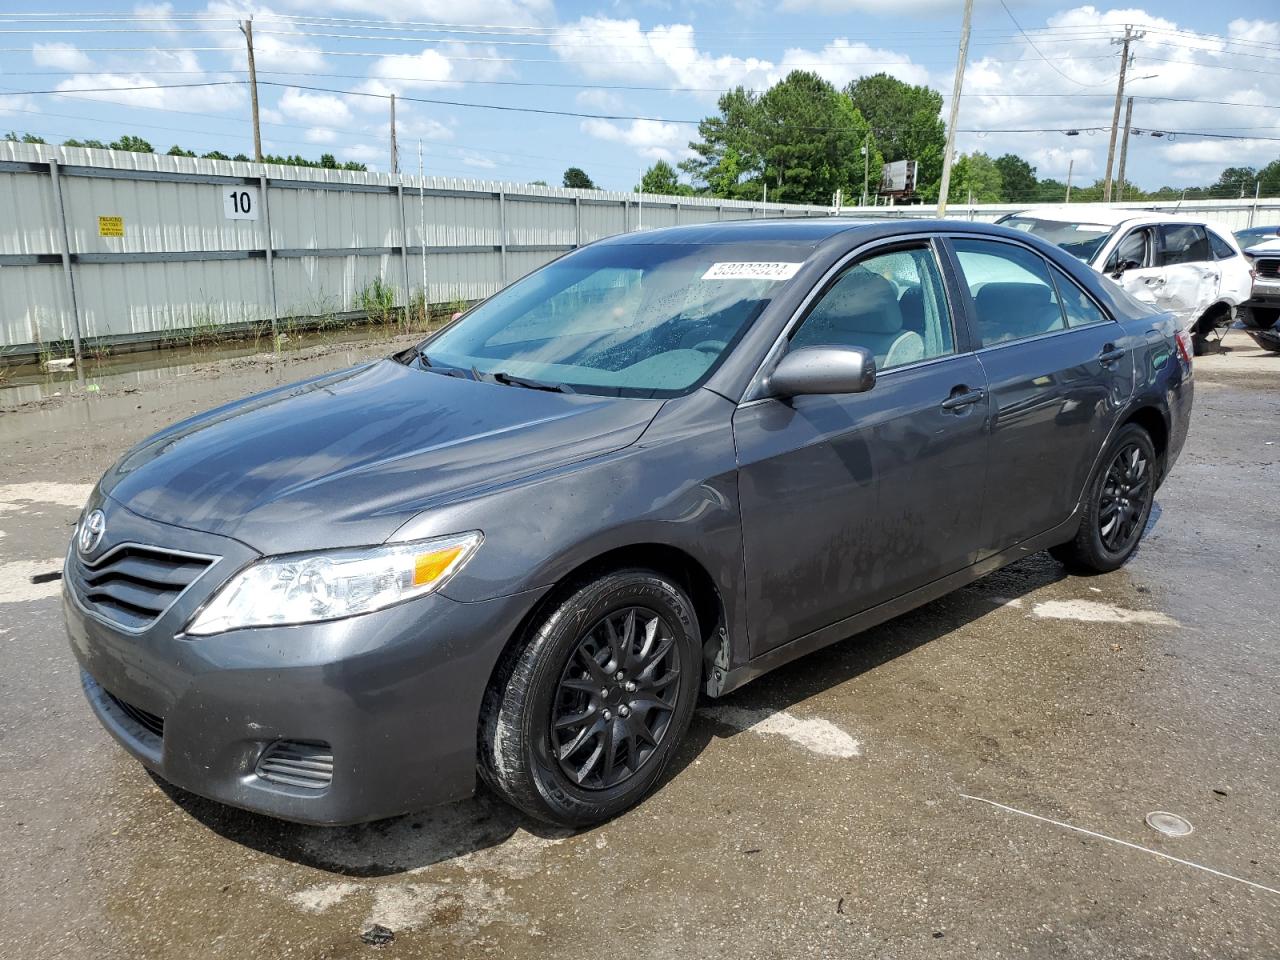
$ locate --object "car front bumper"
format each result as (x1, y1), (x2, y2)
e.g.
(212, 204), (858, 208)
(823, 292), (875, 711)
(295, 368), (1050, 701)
(63, 499), (543, 825)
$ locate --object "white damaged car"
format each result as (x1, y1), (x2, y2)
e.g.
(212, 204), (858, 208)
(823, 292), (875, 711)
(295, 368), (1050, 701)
(999, 206), (1254, 354)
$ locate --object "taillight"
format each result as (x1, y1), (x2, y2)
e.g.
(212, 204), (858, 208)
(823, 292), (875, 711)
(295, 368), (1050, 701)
(1175, 330), (1194, 366)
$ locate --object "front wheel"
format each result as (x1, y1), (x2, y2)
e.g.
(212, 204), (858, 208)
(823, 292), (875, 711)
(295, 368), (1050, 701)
(479, 569), (701, 827)
(1050, 423), (1157, 573)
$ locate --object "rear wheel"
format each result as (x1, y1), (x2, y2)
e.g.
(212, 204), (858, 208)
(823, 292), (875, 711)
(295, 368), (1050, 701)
(1050, 423), (1157, 573)
(479, 569), (701, 827)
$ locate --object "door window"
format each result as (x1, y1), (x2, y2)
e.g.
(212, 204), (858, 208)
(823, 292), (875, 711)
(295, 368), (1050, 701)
(790, 245), (954, 370)
(1159, 224), (1210, 266)
(1106, 228), (1150, 272)
(1050, 266), (1110, 328)
(951, 238), (1065, 347)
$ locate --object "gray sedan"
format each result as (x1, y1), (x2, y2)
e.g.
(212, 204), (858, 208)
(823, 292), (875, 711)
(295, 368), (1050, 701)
(64, 219), (1193, 827)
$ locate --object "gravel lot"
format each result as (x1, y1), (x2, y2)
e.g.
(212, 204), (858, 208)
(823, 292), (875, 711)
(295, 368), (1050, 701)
(1, 329), (1276, 959)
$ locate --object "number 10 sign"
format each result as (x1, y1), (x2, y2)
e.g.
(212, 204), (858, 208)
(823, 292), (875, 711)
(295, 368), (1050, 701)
(224, 187), (259, 220)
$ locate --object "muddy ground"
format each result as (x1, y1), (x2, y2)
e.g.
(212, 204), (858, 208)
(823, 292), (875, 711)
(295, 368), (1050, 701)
(0, 330), (1277, 959)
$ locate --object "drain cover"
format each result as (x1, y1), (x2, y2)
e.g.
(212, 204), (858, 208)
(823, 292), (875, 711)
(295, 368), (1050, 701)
(1145, 811), (1194, 837)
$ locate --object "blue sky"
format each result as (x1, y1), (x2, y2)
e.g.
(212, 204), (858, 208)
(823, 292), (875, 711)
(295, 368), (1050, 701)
(2, 0), (1276, 194)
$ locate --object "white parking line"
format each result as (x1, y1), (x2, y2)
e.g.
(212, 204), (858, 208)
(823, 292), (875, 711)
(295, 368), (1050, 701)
(0, 559), (65, 603)
(0, 482), (93, 517)
(702, 705), (862, 758)
(961, 794), (1280, 898)
(1031, 599), (1179, 627)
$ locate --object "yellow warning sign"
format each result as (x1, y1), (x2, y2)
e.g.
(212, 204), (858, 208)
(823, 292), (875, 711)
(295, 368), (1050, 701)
(98, 216), (124, 238)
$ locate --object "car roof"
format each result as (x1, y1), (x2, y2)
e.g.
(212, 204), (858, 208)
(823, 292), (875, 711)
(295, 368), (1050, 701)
(1007, 205), (1222, 229)
(595, 217), (1029, 249)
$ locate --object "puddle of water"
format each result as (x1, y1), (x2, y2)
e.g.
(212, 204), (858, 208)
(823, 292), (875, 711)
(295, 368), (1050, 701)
(0, 323), (430, 407)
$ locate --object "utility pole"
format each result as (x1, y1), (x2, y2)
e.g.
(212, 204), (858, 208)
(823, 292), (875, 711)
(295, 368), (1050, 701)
(1065, 157), (1074, 202)
(937, 0), (974, 218)
(1116, 96), (1134, 202)
(389, 94), (398, 174)
(1103, 25), (1142, 202)
(861, 132), (870, 207)
(240, 18), (262, 162)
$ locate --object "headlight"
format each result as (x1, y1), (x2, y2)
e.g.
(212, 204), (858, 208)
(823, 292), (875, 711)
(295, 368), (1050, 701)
(186, 532), (482, 635)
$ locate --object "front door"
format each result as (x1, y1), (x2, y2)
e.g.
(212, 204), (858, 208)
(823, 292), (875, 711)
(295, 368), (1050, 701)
(948, 236), (1134, 555)
(733, 241), (990, 657)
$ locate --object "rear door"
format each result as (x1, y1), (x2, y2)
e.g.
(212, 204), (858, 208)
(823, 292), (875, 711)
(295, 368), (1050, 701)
(947, 236), (1135, 556)
(1207, 227), (1254, 307)
(1148, 224), (1220, 331)
(733, 240), (989, 656)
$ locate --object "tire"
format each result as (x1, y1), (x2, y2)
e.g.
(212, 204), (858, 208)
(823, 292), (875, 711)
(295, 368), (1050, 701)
(479, 568), (701, 827)
(1050, 423), (1158, 574)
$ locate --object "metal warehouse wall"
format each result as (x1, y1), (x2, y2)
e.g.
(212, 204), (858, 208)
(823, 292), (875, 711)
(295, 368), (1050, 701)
(3, 139), (1278, 359)
(0, 142), (833, 358)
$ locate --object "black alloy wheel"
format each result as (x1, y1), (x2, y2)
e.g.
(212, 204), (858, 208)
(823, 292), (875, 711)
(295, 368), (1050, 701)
(479, 569), (701, 826)
(550, 606), (681, 790)
(1098, 442), (1150, 555)
(1050, 422), (1157, 573)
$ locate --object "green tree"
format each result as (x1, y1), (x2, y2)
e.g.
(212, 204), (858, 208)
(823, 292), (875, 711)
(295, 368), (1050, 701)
(110, 134), (153, 153)
(530, 179), (549, 186)
(637, 159), (691, 195)
(845, 73), (945, 199)
(167, 144), (196, 157)
(994, 154), (1038, 203)
(1210, 165), (1258, 198)
(319, 152), (338, 169)
(683, 71), (881, 205)
(201, 150), (231, 160)
(562, 167), (596, 189)
(5, 131), (46, 143)
(1258, 158), (1280, 196)
(64, 137), (107, 149)
(951, 152), (1003, 203)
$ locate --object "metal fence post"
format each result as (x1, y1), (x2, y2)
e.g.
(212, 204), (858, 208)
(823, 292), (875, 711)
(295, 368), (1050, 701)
(498, 189), (508, 286)
(396, 180), (411, 320)
(574, 196), (582, 248)
(716, 205), (723, 222)
(47, 158), (84, 373)
(259, 174), (279, 345)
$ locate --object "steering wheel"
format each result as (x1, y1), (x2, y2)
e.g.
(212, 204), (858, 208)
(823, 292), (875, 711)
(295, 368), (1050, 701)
(691, 339), (728, 354)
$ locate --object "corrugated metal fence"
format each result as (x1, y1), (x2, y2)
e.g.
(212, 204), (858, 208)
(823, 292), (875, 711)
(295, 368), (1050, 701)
(0, 141), (833, 359)
(3, 139), (1278, 360)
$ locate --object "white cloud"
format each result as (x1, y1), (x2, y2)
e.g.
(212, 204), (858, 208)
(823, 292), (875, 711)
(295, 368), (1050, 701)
(340, 142), (382, 168)
(780, 0), (960, 10)
(457, 149), (497, 169)
(576, 88), (624, 111)
(554, 18), (930, 98)
(580, 117), (692, 163)
(32, 42), (93, 72)
(952, 7), (1280, 187)
(202, 2), (327, 72)
(304, 126), (338, 144)
(55, 50), (244, 113)
(278, 87), (353, 126)
(356, 42), (510, 104)
(274, 0), (552, 27)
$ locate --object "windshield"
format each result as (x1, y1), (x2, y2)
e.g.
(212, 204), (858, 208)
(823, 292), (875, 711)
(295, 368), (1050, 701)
(1235, 227), (1280, 248)
(417, 242), (806, 397)
(1000, 216), (1116, 263)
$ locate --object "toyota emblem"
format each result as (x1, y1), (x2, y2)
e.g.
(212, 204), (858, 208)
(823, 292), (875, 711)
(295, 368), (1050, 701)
(77, 509), (106, 555)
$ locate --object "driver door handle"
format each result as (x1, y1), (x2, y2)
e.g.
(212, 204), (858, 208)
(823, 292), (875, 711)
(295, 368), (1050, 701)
(941, 386), (986, 411)
(1144, 276), (1166, 286)
(1099, 345), (1128, 365)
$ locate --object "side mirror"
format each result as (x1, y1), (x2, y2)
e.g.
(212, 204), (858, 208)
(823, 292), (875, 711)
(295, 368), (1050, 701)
(767, 345), (877, 398)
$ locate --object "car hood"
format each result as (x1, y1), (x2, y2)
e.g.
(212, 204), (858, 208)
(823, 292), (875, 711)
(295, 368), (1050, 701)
(101, 359), (664, 552)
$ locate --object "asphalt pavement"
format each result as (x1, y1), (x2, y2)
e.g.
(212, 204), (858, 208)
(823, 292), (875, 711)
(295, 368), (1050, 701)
(0, 330), (1276, 959)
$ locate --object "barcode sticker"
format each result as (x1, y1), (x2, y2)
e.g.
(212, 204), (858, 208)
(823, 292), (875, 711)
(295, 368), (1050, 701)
(701, 261), (803, 281)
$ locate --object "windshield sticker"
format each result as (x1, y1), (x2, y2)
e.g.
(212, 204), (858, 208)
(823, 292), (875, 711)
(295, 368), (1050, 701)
(701, 261), (803, 281)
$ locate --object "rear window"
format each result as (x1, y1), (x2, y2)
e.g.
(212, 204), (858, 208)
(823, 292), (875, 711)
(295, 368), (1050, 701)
(1000, 216), (1115, 263)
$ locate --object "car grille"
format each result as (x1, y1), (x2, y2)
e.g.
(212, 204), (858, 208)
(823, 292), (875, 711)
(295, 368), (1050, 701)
(1257, 258), (1280, 280)
(256, 741), (334, 790)
(106, 690), (165, 740)
(71, 543), (217, 631)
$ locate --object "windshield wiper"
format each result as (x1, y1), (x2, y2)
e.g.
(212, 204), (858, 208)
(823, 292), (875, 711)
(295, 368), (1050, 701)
(414, 350), (470, 378)
(475, 367), (574, 393)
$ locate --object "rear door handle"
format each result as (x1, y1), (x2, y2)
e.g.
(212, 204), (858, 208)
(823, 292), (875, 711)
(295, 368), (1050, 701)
(941, 387), (986, 411)
(1099, 345), (1128, 365)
